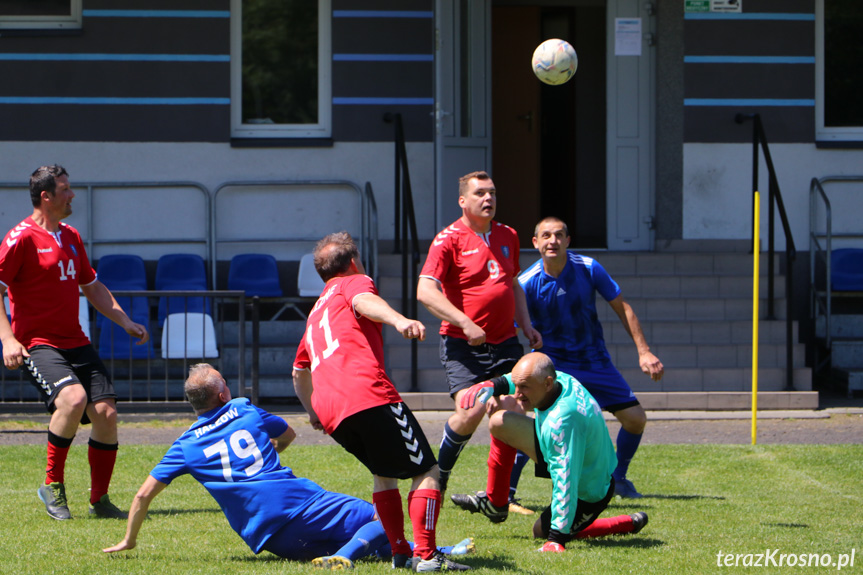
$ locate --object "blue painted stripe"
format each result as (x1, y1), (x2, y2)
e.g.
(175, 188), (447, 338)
(333, 54), (433, 62)
(0, 97), (230, 105)
(333, 97), (434, 105)
(685, 12), (814, 21)
(684, 55), (814, 64)
(0, 53), (229, 62)
(684, 98), (815, 107)
(83, 10), (229, 18)
(333, 10), (433, 19)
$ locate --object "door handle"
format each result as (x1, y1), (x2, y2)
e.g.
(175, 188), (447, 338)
(517, 111), (533, 133)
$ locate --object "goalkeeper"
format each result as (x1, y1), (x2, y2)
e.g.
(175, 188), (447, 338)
(455, 352), (648, 551)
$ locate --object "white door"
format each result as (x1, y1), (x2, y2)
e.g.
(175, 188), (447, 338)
(434, 0), (492, 230)
(606, 0), (656, 250)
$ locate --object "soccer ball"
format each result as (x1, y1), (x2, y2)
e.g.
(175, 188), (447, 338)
(531, 39), (578, 86)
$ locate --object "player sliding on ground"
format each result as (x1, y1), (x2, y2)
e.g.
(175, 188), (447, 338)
(451, 353), (648, 551)
(103, 364), (474, 569)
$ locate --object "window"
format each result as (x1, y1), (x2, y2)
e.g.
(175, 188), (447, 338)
(230, 0), (331, 139)
(0, 0), (81, 29)
(816, 0), (863, 142)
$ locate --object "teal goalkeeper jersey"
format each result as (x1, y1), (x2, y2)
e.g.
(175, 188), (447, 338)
(504, 371), (617, 534)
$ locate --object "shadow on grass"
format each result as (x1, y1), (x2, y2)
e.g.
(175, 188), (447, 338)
(637, 493), (726, 501)
(147, 508), (223, 516)
(762, 522), (809, 528)
(581, 536), (665, 549)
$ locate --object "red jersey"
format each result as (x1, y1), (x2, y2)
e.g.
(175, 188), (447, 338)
(293, 274), (402, 435)
(420, 219), (520, 344)
(0, 217), (96, 349)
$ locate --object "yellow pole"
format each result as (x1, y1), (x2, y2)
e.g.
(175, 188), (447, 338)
(751, 191), (760, 445)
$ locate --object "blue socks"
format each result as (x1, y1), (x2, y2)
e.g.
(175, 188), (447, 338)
(335, 520), (389, 561)
(612, 428), (643, 481)
(508, 450), (530, 499)
(438, 422), (472, 491)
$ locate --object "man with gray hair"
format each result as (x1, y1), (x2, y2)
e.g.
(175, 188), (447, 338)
(104, 363), (474, 569)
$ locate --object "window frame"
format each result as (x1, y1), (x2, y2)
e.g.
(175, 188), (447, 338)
(815, 0), (863, 143)
(0, 0), (82, 30)
(230, 0), (332, 139)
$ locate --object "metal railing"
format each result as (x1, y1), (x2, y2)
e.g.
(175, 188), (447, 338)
(386, 112), (422, 392)
(735, 113), (796, 390)
(809, 176), (863, 370)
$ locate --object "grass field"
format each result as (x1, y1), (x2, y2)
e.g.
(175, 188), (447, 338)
(0, 443), (860, 574)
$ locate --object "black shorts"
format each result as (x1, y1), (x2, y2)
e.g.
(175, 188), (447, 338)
(330, 402), (437, 480)
(23, 345), (115, 425)
(440, 335), (523, 396)
(537, 480), (615, 540)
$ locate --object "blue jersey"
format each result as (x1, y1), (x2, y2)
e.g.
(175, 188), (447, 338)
(518, 252), (621, 370)
(150, 398), (326, 553)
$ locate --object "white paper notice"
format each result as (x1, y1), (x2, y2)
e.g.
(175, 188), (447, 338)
(615, 18), (642, 56)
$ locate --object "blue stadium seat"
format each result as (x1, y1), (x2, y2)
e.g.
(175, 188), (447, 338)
(832, 248), (863, 291)
(228, 254), (283, 297)
(155, 253), (210, 323)
(96, 254), (149, 329)
(98, 320), (153, 359)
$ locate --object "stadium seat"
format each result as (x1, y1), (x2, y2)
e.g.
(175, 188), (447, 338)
(298, 253), (326, 297)
(95, 254), (149, 329)
(155, 253), (209, 323)
(98, 321), (154, 359)
(79, 295), (91, 340)
(228, 254), (283, 297)
(831, 248), (863, 291)
(161, 312), (219, 359)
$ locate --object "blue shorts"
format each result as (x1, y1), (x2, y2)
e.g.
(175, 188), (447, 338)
(553, 360), (638, 413)
(261, 491), (377, 560)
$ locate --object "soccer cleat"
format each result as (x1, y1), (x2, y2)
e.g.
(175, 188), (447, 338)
(449, 537), (475, 556)
(38, 482), (71, 520)
(312, 555), (354, 570)
(88, 494), (128, 519)
(614, 478), (643, 499)
(508, 496), (535, 515)
(412, 551), (470, 572)
(392, 553), (413, 569)
(450, 491), (508, 524)
(629, 512), (649, 534)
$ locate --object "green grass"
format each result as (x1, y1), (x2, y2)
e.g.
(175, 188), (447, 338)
(0, 444), (860, 574)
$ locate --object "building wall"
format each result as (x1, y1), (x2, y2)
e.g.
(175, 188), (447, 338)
(680, 0), (863, 248)
(0, 1), (441, 250)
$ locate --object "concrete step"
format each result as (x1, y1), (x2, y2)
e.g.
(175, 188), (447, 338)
(830, 340), (863, 368)
(376, 250), (783, 278)
(815, 315), (863, 339)
(376, 273), (786, 300)
(387, 366), (812, 394)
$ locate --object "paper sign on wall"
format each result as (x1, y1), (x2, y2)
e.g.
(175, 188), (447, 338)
(614, 18), (642, 56)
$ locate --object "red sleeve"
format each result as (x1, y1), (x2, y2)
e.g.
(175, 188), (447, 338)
(0, 229), (24, 289)
(342, 274), (378, 308)
(293, 333), (310, 370)
(420, 234), (453, 282)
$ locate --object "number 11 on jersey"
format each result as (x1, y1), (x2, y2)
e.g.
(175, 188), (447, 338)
(306, 308), (340, 371)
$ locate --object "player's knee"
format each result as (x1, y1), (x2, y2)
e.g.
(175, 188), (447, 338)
(617, 406), (647, 434)
(54, 384), (88, 414)
(90, 399), (118, 428)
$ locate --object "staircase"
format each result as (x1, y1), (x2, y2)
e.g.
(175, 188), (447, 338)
(380, 240), (816, 410)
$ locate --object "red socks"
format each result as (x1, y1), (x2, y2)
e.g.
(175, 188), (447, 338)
(45, 431), (73, 485)
(373, 489), (411, 556)
(486, 436), (517, 508)
(88, 439), (118, 504)
(575, 515), (635, 539)
(408, 489), (441, 560)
